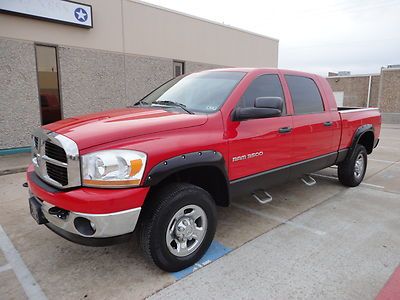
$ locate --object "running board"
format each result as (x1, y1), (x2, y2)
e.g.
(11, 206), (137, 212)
(301, 175), (316, 186)
(252, 190), (273, 204)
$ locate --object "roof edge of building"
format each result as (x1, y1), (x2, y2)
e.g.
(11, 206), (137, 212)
(128, 0), (279, 42)
(327, 73), (380, 79)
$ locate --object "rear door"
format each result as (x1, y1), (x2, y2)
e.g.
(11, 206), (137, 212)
(228, 73), (293, 180)
(284, 74), (334, 162)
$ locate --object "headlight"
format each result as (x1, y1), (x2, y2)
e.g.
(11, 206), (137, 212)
(81, 150), (147, 188)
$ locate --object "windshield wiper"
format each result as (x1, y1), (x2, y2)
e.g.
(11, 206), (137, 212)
(153, 100), (193, 114)
(133, 99), (149, 106)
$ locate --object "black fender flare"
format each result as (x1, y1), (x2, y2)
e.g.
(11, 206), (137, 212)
(346, 124), (374, 159)
(143, 150), (228, 187)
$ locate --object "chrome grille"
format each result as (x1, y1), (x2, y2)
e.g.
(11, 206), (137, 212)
(34, 136), (39, 149)
(31, 128), (81, 189)
(45, 141), (67, 163)
(46, 162), (69, 186)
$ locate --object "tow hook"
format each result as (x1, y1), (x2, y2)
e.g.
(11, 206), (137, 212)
(48, 207), (69, 220)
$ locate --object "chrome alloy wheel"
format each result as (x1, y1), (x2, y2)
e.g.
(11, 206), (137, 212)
(354, 153), (365, 179)
(165, 204), (207, 257)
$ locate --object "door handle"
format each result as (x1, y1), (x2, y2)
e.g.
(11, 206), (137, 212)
(278, 127), (292, 133)
(323, 121), (333, 127)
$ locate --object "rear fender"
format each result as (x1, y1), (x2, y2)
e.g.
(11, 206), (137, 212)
(346, 124), (375, 158)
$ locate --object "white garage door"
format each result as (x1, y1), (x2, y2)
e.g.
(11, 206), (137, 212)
(333, 91), (344, 107)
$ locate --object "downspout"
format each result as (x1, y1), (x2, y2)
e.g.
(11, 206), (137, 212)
(366, 75), (372, 107)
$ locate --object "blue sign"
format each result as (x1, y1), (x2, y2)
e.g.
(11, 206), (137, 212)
(74, 7), (88, 22)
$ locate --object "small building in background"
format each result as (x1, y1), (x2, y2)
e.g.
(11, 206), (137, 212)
(326, 65), (400, 124)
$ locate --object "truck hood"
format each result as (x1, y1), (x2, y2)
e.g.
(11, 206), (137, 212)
(44, 107), (208, 150)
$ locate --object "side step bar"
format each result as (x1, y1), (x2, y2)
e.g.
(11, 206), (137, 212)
(252, 190), (273, 204)
(301, 175), (316, 186)
(251, 174), (316, 205)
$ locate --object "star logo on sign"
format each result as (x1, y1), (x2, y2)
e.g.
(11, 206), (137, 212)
(74, 7), (88, 22)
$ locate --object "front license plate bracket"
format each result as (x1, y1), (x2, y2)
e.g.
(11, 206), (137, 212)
(29, 197), (48, 225)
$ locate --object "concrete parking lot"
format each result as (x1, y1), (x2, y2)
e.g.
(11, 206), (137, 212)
(0, 125), (399, 299)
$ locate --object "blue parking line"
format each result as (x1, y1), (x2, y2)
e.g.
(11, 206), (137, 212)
(171, 240), (232, 280)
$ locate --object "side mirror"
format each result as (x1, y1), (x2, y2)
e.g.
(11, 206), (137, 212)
(255, 97), (284, 111)
(233, 107), (281, 121)
(232, 97), (283, 121)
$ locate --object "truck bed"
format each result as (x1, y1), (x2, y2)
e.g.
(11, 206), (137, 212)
(337, 107), (381, 151)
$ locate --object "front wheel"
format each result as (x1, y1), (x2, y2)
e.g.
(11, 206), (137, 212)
(338, 144), (368, 187)
(138, 183), (217, 272)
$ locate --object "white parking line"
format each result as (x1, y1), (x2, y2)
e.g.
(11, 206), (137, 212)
(369, 158), (398, 164)
(360, 182), (385, 189)
(311, 173), (385, 189)
(311, 173), (337, 180)
(376, 145), (400, 151)
(232, 203), (326, 236)
(0, 225), (47, 300)
(0, 263), (12, 273)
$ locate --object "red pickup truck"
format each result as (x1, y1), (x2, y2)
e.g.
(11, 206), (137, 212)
(27, 68), (381, 271)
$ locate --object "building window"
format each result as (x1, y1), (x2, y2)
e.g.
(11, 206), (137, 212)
(35, 45), (62, 125)
(173, 61), (185, 77)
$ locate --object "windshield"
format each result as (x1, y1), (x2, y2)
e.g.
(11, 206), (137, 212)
(139, 71), (246, 113)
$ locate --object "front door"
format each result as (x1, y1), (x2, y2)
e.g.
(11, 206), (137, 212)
(228, 74), (293, 180)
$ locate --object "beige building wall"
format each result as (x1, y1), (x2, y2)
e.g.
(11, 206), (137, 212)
(0, 0), (278, 149)
(369, 75), (381, 107)
(326, 75), (380, 107)
(327, 68), (400, 124)
(378, 68), (400, 113)
(122, 1), (278, 67)
(0, 0), (278, 67)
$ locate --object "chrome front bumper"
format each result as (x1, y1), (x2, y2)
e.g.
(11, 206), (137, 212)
(37, 198), (141, 238)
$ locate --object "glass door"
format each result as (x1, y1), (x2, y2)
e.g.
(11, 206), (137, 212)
(35, 45), (62, 125)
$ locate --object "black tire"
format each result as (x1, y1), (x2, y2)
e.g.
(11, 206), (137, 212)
(138, 182), (217, 272)
(338, 144), (368, 187)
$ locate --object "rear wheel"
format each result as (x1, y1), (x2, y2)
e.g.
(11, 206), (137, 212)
(138, 182), (217, 272)
(338, 144), (367, 187)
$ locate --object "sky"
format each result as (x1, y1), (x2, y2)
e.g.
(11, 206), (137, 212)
(144, 0), (400, 76)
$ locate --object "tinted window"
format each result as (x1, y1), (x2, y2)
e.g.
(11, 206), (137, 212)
(285, 75), (324, 114)
(238, 74), (285, 114)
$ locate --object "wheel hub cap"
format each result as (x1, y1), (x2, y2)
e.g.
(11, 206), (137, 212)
(354, 153), (365, 179)
(166, 204), (207, 257)
(175, 218), (195, 240)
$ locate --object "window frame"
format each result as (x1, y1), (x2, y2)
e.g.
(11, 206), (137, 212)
(236, 73), (287, 117)
(284, 75), (326, 115)
(34, 43), (63, 125)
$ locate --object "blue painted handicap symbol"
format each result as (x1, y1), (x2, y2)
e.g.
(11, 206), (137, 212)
(172, 240), (231, 280)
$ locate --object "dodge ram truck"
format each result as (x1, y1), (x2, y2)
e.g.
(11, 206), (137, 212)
(27, 68), (381, 271)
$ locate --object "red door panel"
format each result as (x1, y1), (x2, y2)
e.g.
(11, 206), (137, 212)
(228, 116), (293, 180)
(291, 112), (334, 162)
